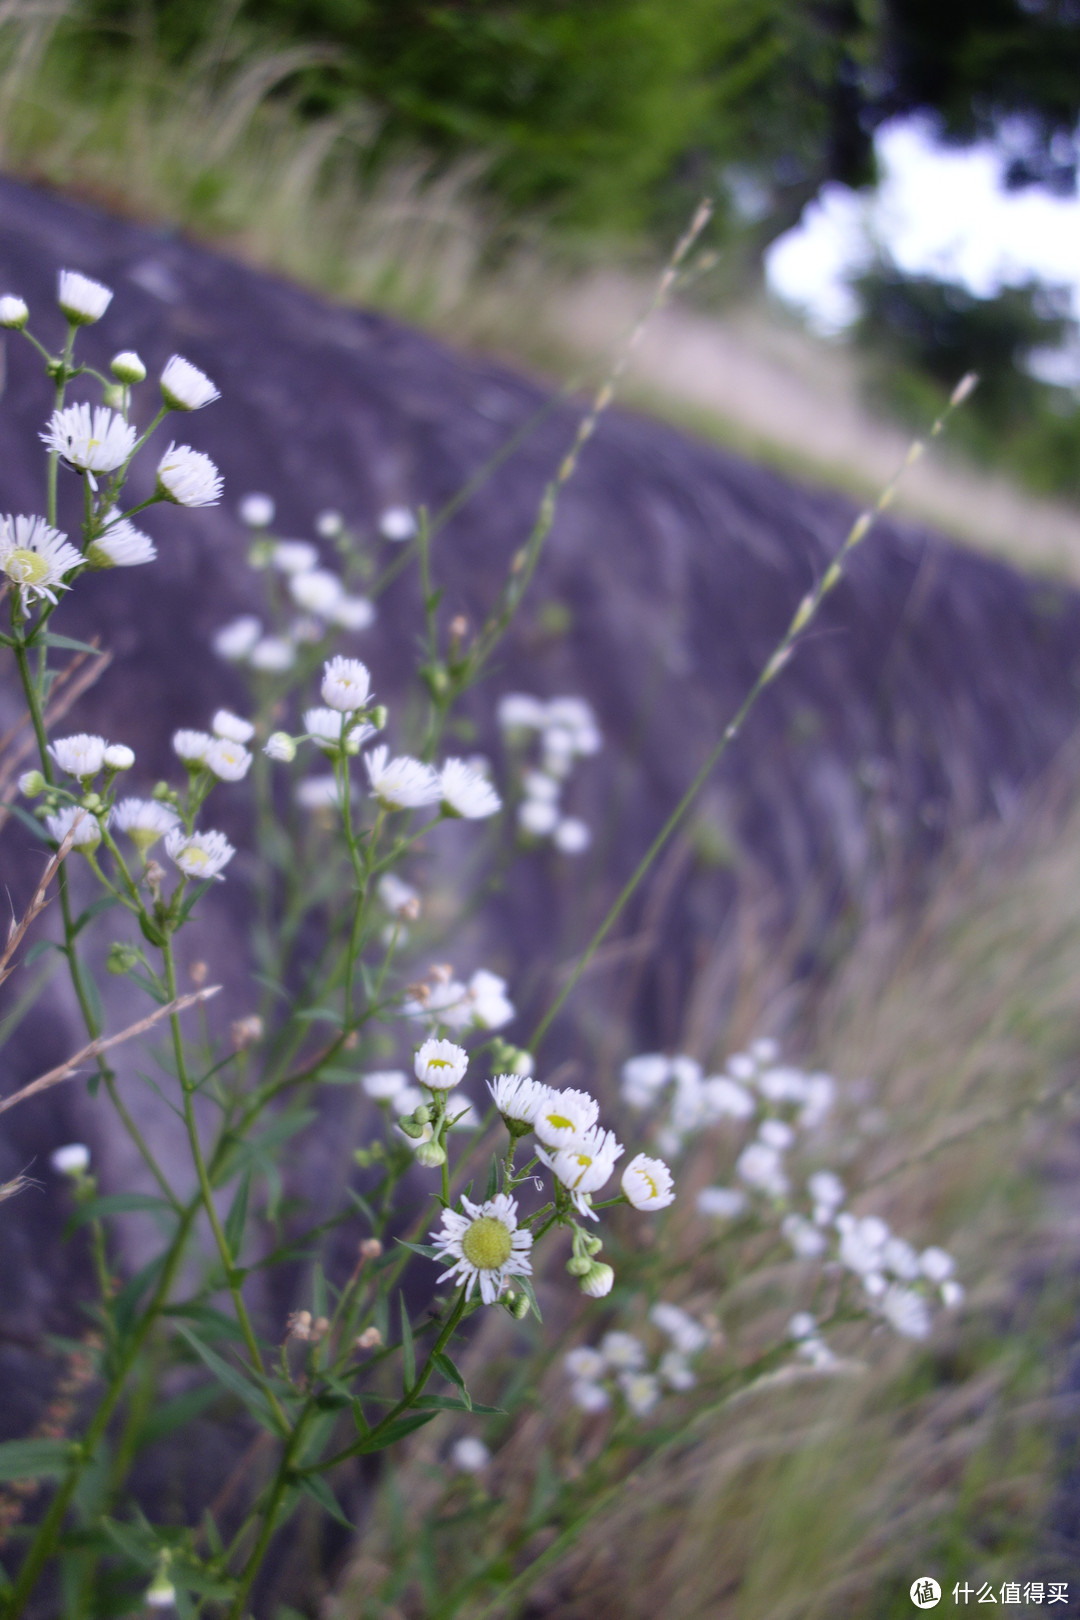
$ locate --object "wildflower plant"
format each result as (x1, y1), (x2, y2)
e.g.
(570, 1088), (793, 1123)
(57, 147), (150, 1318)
(0, 229), (975, 1618)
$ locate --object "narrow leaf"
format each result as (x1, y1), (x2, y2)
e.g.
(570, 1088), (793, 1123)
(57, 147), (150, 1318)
(41, 632), (104, 655)
(359, 1411), (438, 1452)
(173, 1325), (282, 1434)
(485, 1153), (499, 1201)
(433, 1352), (471, 1410)
(224, 1168), (252, 1262)
(0, 1438), (74, 1481)
(400, 1295), (415, 1390)
(298, 1472), (353, 1530)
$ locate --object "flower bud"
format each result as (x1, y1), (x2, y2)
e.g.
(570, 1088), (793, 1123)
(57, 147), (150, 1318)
(18, 770), (44, 798)
(566, 1255), (592, 1277)
(101, 385), (125, 411)
(145, 1559), (176, 1609)
(415, 1138), (447, 1168)
(110, 350), (146, 384)
(582, 1232), (604, 1256)
(579, 1262), (615, 1298)
(369, 704), (388, 731)
(397, 1116), (426, 1140)
(0, 295), (28, 329)
(360, 1237), (383, 1260)
(50, 1143), (90, 1176)
(103, 743), (135, 771)
(356, 1325), (382, 1349)
(510, 1291), (531, 1319)
(263, 731), (297, 763)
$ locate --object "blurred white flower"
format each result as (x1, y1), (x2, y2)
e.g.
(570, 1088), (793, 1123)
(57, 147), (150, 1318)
(321, 656), (372, 713)
(157, 443), (222, 507)
(554, 817), (590, 854)
(204, 737), (252, 782)
(440, 758), (501, 819)
(379, 505), (416, 542)
(160, 354), (219, 411)
(415, 1037), (468, 1090)
(621, 1153), (676, 1211)
(272, 540), (318, 573)
(239, 493), (275, 528)
(111, 798), (179, 852)
(213, 616), (262, 660)
(365, 744), (440, 809)
(695, 1186), (747, 1219)
(165, 827), (235, 881)
(50, 1143), (90, 1176)
(533, 1087), (598, 1149)
(49, 733), (107, 779)
(250, 636), (296, 672)
(212, 710), (255, 744)
(881, 1284), (932, 1339)
(600, 1331), (646, 1370)
(618, 1370), (660, 1415)
(57, 269), (112, 323)
(45, 806), (100, 849)
(362, 1070), (408, 1100)
(0, 295), (28, 328)
(290, 568), (342, 614)
(450, 1436), (490, 1473)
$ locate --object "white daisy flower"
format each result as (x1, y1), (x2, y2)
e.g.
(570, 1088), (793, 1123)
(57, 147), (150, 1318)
(264, 732), (297, 763)
(45, 805), (101, 849)
(788, 1312), (817, 1341)
(211, 710), (255, 744)
(18, 771), (44, 796)
(213, 616), (262, 660)
(239, 493), (275, 528)
(50, 1143), (90, 1176)
(111, 797), (180, 852)
(695, 1186), (747, 1220)
(378, 872), (420, 918)
(414, 1037), (468, 1091)
(553, 817), (590, 854)
(565, 1346), (606, 1380)
(781, 1213), (829, 1258)
(365, 744), (440, 810)
(519, 797), (558, 837)
(522, 770), (560, 803)
(391, 1085), (425, 1117)
(465, 969), (514, 1030)
(378, 505), (416, 542)
(601, 1331), (646, 1371)
(322, 656), (372, 713)
(883, 1237), (921, 1281)
(618, 1371), (660, 1415)
(940, 1279), (965, 1309)
(430, 1192), (533, 1305)
(103, 744), (134, 770)
(448, 1098), (481, 1131)
(316, 509), (343, 538)
(532, 1087), (599, 1149)
(751, 1037), (780, 1065)
(289, 568), (342, 614)
(439, 757), (501, 819)
(700, 1075), (755, 1120)
(659, 1352), (696, 1391)
(650, 1303), (708, 1355)
(488, 1073), (549, 1131)
(57, 269), (112, 324)
(497, 693), (547, 732)
(450, 1436), (490, 1473)
(758, 1119), (796, 1151)
(726, 1053), (757, 1082)
(735, 1141), (789, 1197)
(545, 697), (601, 753)
(362, 1070), (408, 1100)
(88, 510), (156, 568)
(48, 733), (107, 779)
(305, 706), (373, 757)
(807, 1171), (845, 1212)
(0, 295), (28, 328)
(919, 1247), (955, 1284)
(880, 1284), (932, 1340)
(621, 1153), (675, 1211)
(42, 404), (136, 475)
(160, 354), (219, 411)
(250, 636), (296, 672)
(156, 442), (223, 507)
(538, 1123), (623, 1219)
(758, 1065), (809, 1105)
(571, 1380), (611, 1412)
(110, 351), (146, 384)
(173, 729), (213, 766)
(204, 737), (252, 781)
(296, 774), (344, 809)
(271, 540), (317, 573)
(329, 595), (376, 631)
(620, 1053), (671, 1107)
(165, 827), (235, 881)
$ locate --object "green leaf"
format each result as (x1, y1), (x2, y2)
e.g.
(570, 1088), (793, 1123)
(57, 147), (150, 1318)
(71, 894), (120, 936)
(22, 938), (60, 966)
(485, 1153), (499, 1201)
(292, 1007), (343, 1027)
(224, 1169), (252, 1262)
(432, 1351), (471, 1410)
(113, 1251), (168, 1342)
(6, 802), (51, 842)
(172, 881), (215, 930)
(162, 1303), (248, 1343)
(400, 1295), (415, 1390)
(137, 1383), (221, 1448)
(395, 1238), (439, 1260)
(297, 1472), (353, 1530)
(515, 1274), (543, 1323)
(359, 1411), (438, 1453)
(0, 1438), (75, 1480)
(68, 1192), (174, 1230)
(410, 1395), (503, 1414)
(173, 1325), (283, 1434)
(41, 632), (104, 655)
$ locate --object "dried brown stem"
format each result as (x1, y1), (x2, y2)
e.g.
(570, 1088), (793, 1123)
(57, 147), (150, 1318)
(0, 985), (222, 1115)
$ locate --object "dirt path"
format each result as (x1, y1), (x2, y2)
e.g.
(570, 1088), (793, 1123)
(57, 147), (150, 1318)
(553, 270), (1080, 583)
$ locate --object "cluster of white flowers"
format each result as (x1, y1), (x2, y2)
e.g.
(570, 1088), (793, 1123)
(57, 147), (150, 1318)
(211, 497), (378, 673)
(172, 710), (255, 782)
(497, 692), (600, 855)
(264, 656), (503, 824)
(623, 1038), (834, 1164)
(0, 272), (223, 615)
(402, 965), (515, 1033)
(565, 1303), (711, 1416)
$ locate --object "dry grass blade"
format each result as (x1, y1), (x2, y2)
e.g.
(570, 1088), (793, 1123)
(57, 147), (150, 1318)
(0, 811), (80, 986)
(0, 984), (221, 1114)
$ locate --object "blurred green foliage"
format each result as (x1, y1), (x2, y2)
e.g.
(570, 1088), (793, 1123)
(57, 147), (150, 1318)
(854, 261), (1080, 500)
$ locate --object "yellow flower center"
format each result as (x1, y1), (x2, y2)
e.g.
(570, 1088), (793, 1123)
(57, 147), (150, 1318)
(461, 1216), (513, 1271)
(544, 1111), (572, 1131)
(637, 1169), (658, 1199)
(6, 549), (49, 585)
(184, 844), (212, 870)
